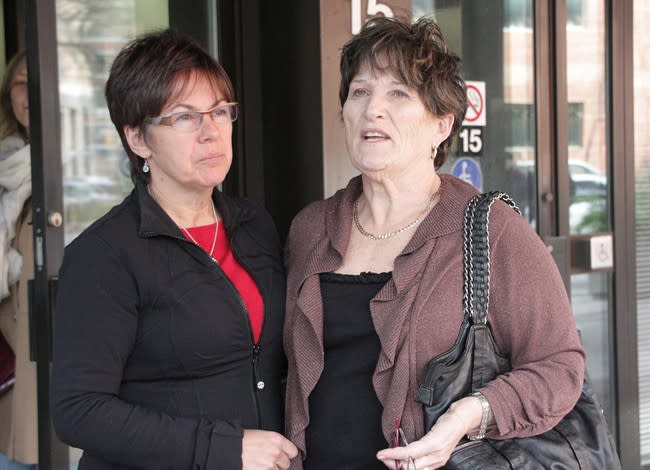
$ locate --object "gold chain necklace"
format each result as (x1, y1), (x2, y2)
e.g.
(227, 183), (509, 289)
(353, 186), (441, 240)
(180, 200), (219, 263)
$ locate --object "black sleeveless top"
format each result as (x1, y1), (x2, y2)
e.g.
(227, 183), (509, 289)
(304, 271), (391, 470)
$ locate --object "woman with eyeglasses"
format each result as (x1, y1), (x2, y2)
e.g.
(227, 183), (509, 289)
(51, 30), (297, 470)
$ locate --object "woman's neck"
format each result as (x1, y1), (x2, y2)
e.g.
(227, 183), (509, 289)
(147, 182), (217, 228)
(358, 172), (441, 228)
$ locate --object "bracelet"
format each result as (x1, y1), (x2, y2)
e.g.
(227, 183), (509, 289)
(467, 391), (490, 441)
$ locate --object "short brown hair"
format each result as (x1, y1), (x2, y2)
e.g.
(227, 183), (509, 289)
(105, 29), (235, 183)
(0, 50), (28, 142)
(339, 17), (466, 168)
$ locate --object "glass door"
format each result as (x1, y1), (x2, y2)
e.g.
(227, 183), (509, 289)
(412, 0), (617, 433)
(414, 0), (538, 228)
(564, 0), (616, 427)
(56, 1), (170, 245)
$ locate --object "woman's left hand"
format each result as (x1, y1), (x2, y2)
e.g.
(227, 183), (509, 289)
(376, 396), (483, 469)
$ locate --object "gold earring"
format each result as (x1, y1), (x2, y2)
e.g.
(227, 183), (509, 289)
(431, 147), (438, 160)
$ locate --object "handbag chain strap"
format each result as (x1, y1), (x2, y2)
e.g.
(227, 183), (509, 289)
(463, 191), (520, 325)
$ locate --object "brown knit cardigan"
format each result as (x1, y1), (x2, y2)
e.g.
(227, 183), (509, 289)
(283, 174), (585, 466)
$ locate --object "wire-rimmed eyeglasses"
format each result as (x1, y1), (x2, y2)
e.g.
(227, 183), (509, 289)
(392, 419), (416, 470)
(145, 102), (238, 133)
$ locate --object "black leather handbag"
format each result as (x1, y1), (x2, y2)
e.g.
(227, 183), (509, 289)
(416, 191), (621, 469)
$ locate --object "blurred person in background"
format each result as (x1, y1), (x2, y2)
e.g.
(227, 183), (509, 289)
(0, 49), (39, 470)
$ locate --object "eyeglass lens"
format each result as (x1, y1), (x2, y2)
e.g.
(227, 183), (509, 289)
(170, 104), (237, 132)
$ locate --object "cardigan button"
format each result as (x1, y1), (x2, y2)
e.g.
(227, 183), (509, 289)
(256, 381), (265, 390)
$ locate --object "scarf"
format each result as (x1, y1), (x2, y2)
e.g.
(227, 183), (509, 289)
(0, 137), (31, 301)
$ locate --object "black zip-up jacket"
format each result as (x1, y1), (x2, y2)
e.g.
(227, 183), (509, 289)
(51, 180), (286, 469)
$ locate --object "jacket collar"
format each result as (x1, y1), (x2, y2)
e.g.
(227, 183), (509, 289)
(134, 178), (255, 239)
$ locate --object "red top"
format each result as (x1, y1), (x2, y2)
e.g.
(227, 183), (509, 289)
(183, 223), (264, 343)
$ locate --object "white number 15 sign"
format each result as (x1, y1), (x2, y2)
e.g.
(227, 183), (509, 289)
(352, 0), (394, 34)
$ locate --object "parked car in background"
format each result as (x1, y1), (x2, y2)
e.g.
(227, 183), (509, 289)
(568, 160), (608, 199)
(63, 175), (126, 243)
(515, 159), (608, 233)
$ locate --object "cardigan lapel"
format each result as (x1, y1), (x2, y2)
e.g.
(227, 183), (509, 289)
(286, 183), (355, 455)
(368, 175), (473, 442)
(370, 236), (439, 442)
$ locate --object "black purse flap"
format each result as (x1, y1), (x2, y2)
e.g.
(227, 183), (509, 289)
(416, 321), (509, 430)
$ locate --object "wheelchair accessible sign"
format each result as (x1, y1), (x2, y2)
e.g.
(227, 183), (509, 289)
(451, 157), (483, 191)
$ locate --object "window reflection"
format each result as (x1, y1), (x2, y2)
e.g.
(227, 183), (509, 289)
(569, 159), (607, 233)
(415, 1), (537, 227)
(56, 0), (169, 244)
(566, 1), (609, 235)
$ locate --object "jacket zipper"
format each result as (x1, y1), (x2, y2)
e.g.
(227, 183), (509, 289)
(251, 343), (263, 425)
(165, 229), (266, 428)
(220, 275), (263, 428)
(227, 239), (265, 428)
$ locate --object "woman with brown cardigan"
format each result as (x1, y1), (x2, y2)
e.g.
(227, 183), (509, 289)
(283, 17), (585, 469)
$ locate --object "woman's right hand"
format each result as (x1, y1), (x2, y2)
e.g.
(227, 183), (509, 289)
(242, 429), (298, 470)
(377, 396), (484, 469)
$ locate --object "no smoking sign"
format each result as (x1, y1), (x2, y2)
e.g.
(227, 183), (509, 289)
(462, 81), (486, 127)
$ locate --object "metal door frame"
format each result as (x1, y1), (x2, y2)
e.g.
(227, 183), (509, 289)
(24, 1), (67, 469)
(610, 0), (640, 467)
(535, 1), (640, 468)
